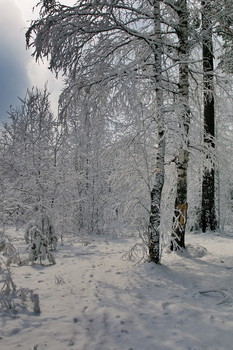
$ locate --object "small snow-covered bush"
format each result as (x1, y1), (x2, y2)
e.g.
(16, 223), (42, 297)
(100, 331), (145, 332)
(0, 257), (41, 314)
(39, 213), (57, 251)
(24, 225), (56, 265)
(25, 214), (57, 251)
(0, 257), (17, 310)
(0, 231), (41, 315)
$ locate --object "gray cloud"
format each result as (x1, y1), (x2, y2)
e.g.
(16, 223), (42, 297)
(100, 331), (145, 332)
(0, 0), (31, 122)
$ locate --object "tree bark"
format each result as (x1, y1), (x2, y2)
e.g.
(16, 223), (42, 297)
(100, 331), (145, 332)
(148, 0), (165, 264)
(200, 1), (217, 232)
(171, 0), (190, 251)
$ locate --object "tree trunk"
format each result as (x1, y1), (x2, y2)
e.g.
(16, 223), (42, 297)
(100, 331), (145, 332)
(148, 0), (165, 264)
(200, 1), (217, 232)
(171, 0), (190, 251)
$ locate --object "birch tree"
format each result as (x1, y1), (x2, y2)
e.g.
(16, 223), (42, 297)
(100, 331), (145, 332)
(170, 0), (190, 250)
(0, 87), (57, 227)
(58, 86), (115, 235)
(148, 0), (165, 263)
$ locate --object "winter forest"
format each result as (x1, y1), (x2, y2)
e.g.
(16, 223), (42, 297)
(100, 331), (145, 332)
(2, 0), (233, 349)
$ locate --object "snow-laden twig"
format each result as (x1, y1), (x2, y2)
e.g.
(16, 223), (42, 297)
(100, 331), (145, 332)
(122, 242), (148, 264)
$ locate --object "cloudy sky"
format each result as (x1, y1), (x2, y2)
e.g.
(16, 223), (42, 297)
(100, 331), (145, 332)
(0, 0), (74, 122)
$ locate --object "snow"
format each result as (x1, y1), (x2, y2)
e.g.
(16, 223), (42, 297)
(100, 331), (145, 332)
(1, 229), (233, 350)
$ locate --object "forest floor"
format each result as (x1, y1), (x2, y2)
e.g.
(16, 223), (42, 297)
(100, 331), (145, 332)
(1, 228), (233, 350)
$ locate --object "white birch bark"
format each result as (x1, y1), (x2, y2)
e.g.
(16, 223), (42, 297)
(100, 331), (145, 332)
(148, 0), (165, 263)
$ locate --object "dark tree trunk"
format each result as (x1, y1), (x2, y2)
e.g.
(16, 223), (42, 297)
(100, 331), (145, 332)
(200, 1), (217, 232)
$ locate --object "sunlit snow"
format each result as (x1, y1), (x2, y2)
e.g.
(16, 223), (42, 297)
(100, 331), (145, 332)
(1, 229), (233, 350)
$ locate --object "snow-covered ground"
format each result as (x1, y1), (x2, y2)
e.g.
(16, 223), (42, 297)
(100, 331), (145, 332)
(1, 229), (233, 350)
